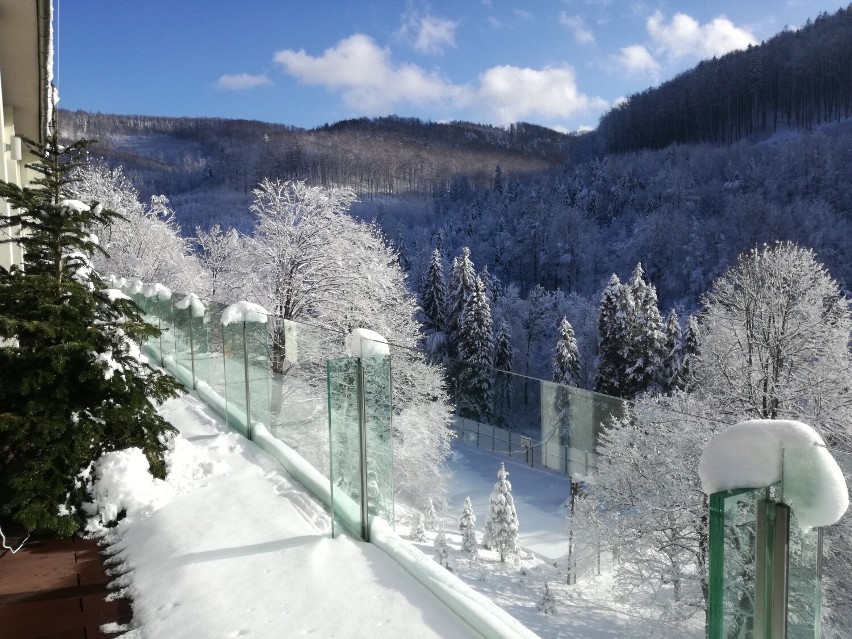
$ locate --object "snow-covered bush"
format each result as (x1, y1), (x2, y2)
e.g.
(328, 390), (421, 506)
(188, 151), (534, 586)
(483, 462), (520, 563)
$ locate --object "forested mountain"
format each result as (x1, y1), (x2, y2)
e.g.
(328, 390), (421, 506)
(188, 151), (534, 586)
(60, 110), (567, 204)
(58, 7), (852, 386)
(597, 5), (852, 152)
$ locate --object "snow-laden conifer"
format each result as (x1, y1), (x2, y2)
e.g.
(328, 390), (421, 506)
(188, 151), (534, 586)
(537, 582), (557, 615)
(433, 530), (452, 570)
(661, 309), (682, 394)
(677, 314), (700, 391)
(419, 248), (446, 334)
(447, 247), (477, 356)
(410, 512), (426, 542)
(624, 263), (665, 396)
(456, 276), (495, 422)
(552, 317), (580, 387)
(0, 124), (181, 535)
(483, 462), (520, 563)
(552, 317), (579, 445)
(459, 496), (478, 557)
(493, 320), (513, 428)
(424, 497), (439, 531)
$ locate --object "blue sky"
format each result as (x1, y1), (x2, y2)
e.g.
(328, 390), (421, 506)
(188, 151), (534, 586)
(57, 1), (846, 132)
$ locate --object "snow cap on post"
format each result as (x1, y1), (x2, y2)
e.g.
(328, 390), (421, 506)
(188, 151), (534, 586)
(699, 419), (849, 530)
(175, 293), (207, 318)
(221, 301), (269, 326)
(346, 328), (390, 358)
(141, 282), (172, 301)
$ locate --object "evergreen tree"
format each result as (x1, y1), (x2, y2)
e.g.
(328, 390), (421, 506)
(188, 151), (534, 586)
(493, 320), (513, 428)
(595, 274), (629, 396)
(456, 276), (495, 422)
(459, 496), (478, 557)
(552, 317), (580, 387)
(424, 497), (439, 531)
(677, 314), (700, 391)
(537, 582), (557, 615)
(624, 263), (666, 397)
(661, 309), (683, 394)
(483, 462), (520, 563)
(552, 317), (580, 446)
(433, 530), (452, 570)
(0, 126), (181, 535)
(493, 164), (504, 195)
(410, 512), (426, 542)
(419, 248), (446, 333)
(494, 320), (513, 373)
(595, 265), (665, 399)
(446, 247), (477, 357)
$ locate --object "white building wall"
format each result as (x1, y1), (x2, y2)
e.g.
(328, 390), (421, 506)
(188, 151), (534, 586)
(1, 69), (26, 272)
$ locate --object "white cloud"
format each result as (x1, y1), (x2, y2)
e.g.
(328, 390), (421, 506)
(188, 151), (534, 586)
(514, 9), (535, 22)
(274, 35), (606, 126)
(274, 34), (465, 114)
(559, 13), (595, 44)
(647, 11), (756, 59)
(477, 65), (608, 124)
(214, 73), (272, 91)
(398, 10), (458, 55)
(613, 45), (660, 76)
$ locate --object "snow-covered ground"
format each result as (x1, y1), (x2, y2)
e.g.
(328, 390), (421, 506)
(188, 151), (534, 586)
(434, 444), (704, 639)
(89, 395), (481, 639)
(89, 393), (704, 638)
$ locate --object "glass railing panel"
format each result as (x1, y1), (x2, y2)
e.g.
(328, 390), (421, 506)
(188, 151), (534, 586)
(203, 300), (228, 407)
(222, 320), (250, 438)
(157, 295), (175, 362)
(327, 356), (363, 538)
(267, 317), (350, 476)
(360, 337), (394, 527)
(172, 293), (208, 388)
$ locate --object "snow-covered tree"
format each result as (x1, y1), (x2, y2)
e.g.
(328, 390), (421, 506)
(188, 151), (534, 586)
(537, 582), (557, 615)
(447, 247), (477, 357)
(595, 265), (666, 399)
(424, 498), (439, 531)
(0, 131), (181, 535)
(661, 309), (683, 394)
(433, 530), (452, 570)
(493, 320), (513, 428)
(575, 393), (718, 619)
(595, 274), (630, 397)
(694, 242), (852, 444)
(70, 163), (207, 294)
(553, 317), (580, 387)
(459, 496), (478, 557)
(483, 462), (520, 563)
(677, 314), (700, 391)
(456, 276), (495, 422)
(624, 263), (666, 396)
(419, 248), (447, 333)
(195, 223), (239, 299)
(236, 179), (454, 507)
(552, 317), (580, 445)
(419, 248), (448, 361)
(410, 512), (426, 542)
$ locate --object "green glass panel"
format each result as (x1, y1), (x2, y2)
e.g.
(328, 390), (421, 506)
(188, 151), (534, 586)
(172, 294), (209, 388)
(268, 317), (348, 476)
(156, 296), (175, 362)
(205, 301), (228, 411)
(781, 444), (827, 639)
(708, 488), (765, 639)
(222, 320), (265, 439)
(327, 357), (363, 539)
(361, 348), (394, 526)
